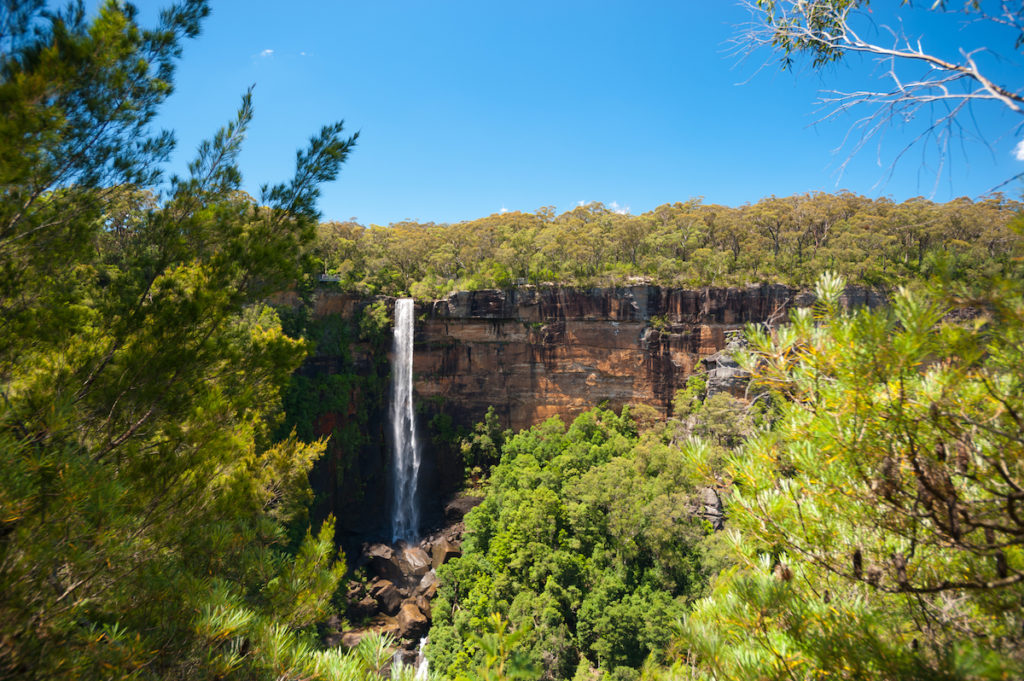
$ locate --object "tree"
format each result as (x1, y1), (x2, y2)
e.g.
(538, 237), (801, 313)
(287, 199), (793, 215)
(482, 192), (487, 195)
(738, 0), (1024, 189)
(678, 270), (1024, 679)
(0, 1), (364, 678)
(431, 409), (712, 680)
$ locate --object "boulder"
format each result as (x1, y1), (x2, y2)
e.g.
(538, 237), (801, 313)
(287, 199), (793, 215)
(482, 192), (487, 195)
(365, 543), (405, 584)
(338, 618), (400, 649)
(369, 579), (403, 616)
(413, 594), (432, 620)
(365, 543), (393, 562)
(430, 536), (462, 569)
(371, 615), (401, 640)
(340, 631), (365, 649)
(415, 570), (438, 599)
(351, 595), (379, 620)
(396, 545), (431, 581)
(397, 602), (429, 640)
(430, 537), (461, 570)
(699, 486), (725, 531)
(345, 580), (364, 601)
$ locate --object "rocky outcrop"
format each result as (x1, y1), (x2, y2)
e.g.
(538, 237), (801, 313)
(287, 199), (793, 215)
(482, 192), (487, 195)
(430, 538), (460, 570)
(369, 580), (403, 616)
(705, 336), (750, 397)
(397, 602), (429, 639)
(699, 487), (725, 531)
(444, 496), (484, 524)
(335, 520), (470, 652)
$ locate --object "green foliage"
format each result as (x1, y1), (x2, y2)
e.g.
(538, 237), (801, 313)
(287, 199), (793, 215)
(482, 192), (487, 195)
(460, 406), (511, 471)
(359, 299), (392, 343)
(305, 193), (1023, 296)
(430, 409), (714, 680)
(670, 374), (753, 460)
(677, 271), (1024, 680)
(649, 315), (671, 332)
(671, 375), (707, 417)
(0, 1), (364, 677)
(459, 614), (541, 681)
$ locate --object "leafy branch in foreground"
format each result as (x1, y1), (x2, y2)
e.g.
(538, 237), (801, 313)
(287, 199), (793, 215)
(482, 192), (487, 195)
(0, 1), (362, 678)
(679, 268), (1024, 679)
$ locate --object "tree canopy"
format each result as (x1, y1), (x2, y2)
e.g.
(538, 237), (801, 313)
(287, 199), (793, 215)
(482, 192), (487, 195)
(306, 194), (1022, 298)
(429, 407), (729, 681)
(0, 1), (377, 678)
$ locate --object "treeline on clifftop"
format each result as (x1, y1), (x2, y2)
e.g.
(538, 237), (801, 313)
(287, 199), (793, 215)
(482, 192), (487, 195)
(310, 193), (1022, 296)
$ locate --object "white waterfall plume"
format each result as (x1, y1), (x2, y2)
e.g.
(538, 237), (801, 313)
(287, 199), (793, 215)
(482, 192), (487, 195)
(390, 298), (420, 542)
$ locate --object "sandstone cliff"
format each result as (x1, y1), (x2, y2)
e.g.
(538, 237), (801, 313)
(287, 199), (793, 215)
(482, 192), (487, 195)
(415, 284), (881, 430)
(282, 284), (884, 542)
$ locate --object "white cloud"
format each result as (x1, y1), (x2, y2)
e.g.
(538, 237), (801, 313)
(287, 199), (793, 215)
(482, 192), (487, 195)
(577, 200), (586, 207)
(258, 48), (274, 58)
(609, 201), (630, 215)
(500, 206), (509, 214)
(1015, 139), (1024, 161)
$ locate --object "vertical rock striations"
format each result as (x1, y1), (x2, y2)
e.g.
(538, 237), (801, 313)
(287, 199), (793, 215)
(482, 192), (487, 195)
(414, 284), (882, 431)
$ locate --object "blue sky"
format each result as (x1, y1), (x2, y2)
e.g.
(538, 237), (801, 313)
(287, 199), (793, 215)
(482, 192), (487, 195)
(143, 1), (1024, 225)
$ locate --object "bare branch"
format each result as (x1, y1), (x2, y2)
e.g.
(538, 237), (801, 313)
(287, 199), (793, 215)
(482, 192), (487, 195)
(735, 0), (1024, 193)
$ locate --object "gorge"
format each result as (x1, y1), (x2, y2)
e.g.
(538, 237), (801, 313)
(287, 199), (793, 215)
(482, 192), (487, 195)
(276, 282), (885, 548)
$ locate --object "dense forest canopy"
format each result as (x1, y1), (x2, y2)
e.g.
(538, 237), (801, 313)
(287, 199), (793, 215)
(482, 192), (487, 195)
(429, 399), (751, 681)
(305, 193), (1023, 297)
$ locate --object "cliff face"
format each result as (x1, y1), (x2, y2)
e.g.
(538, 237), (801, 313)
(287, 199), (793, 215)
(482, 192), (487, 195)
(414, 284), (882, 431)
(289, 284), (884, 542)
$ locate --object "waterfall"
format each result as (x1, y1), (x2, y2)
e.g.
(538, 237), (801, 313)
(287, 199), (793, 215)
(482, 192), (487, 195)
(414, 637), (429, 680)
(390, 298), (420, 542)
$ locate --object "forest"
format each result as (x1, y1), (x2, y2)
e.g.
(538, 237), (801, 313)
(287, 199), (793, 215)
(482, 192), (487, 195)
(2, 1), (1023, 681)
(307, 194), (1023, 297)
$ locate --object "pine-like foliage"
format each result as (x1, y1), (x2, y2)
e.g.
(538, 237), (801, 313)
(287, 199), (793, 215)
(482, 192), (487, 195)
(0, 1), (360, 678)
(676, 268), (1024, 680)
